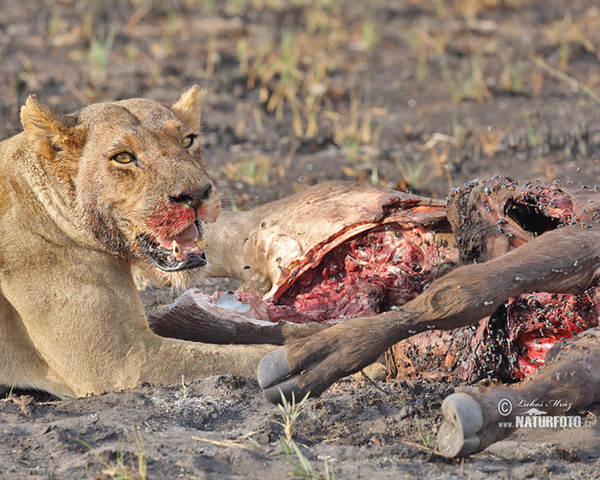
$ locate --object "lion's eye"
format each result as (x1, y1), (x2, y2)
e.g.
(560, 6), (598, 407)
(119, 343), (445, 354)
(112, 152), (136, 164)
(181, 134), (196, 149)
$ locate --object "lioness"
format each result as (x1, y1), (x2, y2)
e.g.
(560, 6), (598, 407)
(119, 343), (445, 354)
(0, 86), (273, 398)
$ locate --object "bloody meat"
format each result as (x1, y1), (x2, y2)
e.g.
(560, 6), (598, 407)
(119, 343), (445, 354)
(272, 224), (457, 322)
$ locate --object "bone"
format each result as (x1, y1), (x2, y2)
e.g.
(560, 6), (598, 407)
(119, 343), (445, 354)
(148, 289), (327, 345)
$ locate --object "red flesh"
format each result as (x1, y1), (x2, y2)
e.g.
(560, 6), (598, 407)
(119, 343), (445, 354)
(505, 291), (599, 379)
(271, 224), (456, 322)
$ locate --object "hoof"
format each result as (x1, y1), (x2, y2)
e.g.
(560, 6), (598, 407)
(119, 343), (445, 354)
(257, 347), (291, 389)
(437, 392), (484, 457)
(257, 347), (306, 404)
(263, 376), (305, 405)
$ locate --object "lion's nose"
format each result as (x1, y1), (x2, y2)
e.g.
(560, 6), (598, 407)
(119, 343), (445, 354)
(169, 183), (212, 209)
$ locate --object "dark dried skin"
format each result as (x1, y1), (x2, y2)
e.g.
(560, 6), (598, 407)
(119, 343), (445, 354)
(438, 329), (600, 457)
(388, 288), (600, 385)
(446, 176), (600, 263)
(385, 317), (497, 385)
(446, 176), (575, 263)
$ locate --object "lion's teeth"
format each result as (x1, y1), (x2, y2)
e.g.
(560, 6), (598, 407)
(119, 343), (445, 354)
(172, 240), (182, 260)
(196, 237), (207, 251)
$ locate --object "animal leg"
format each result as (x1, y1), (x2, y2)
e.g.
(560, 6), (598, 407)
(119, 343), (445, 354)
(1, 252), (279, 398)
(148, 289), (327, 345)
(0, 294), (77, 397)
(437, 329), (600, 456)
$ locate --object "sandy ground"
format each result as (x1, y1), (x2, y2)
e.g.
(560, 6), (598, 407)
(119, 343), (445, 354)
(2, 374), (600, 479)
(2, 0), (600, 478)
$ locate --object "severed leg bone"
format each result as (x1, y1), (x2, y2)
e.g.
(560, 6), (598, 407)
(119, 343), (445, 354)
(148, 289), (327, 345)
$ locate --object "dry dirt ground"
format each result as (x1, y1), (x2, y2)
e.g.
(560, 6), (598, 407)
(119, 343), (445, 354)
(2, 0), (600, 478)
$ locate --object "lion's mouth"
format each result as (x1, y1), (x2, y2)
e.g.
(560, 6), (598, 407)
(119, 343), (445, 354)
(138, 220), (207, 272)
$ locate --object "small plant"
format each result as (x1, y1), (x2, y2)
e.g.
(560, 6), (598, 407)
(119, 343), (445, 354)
(477, 125), (506, 157)
(414, 416), (430, 448)
(533, 56), (600, 105)
(437, 53), (490, 104)
(277, 390), (335, 480)
(221, 156), (273, 185)
(88, 30), (115, 80)
(522, 108), (540, 147)
(501, 60), (524, 94)
(543, 11), (596, 70)
(77, 426), (147, 480)
(181, 374), (187, 398)
(3, 384), (15, 399)
(408, 20), (450, 82)
(276, 390), (309, 445)
(342, 162), (389, 188)
(323, 88), (387, 162)
(395, 160), (429, 192)
(47, 14), (68, 36)
(360, 15), (378, 51)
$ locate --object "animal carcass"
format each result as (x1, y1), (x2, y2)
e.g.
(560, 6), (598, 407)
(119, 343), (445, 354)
(148, 178), (600, 457)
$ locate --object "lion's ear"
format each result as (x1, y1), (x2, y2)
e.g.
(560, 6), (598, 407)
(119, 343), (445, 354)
(171, 85), (206, 132)
(20, 95), (86, 158)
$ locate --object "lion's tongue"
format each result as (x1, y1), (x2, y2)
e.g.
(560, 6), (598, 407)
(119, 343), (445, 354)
(172, 222), (199, 246)
(160, 223), (203, 261)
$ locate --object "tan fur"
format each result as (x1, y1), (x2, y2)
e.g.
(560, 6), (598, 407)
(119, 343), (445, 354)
(0, 87), (273, 398)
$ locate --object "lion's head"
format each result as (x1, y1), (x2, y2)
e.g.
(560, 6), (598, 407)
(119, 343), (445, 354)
(20, 86), (220, 283)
